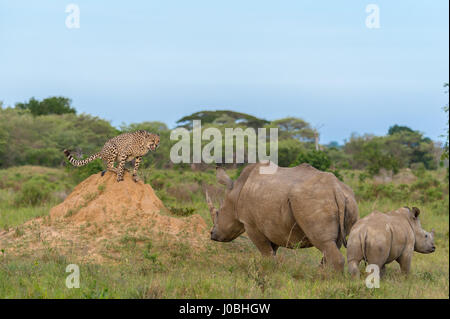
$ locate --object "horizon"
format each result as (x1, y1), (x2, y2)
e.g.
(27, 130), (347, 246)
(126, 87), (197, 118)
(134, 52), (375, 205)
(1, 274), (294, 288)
(0, 0), (448, 144)
(0, 101), (442, 146)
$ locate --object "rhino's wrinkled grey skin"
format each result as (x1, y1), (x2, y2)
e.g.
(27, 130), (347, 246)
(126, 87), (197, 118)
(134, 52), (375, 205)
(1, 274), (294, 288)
(205, 162), (359, 271)
(347, 207), (435, 278)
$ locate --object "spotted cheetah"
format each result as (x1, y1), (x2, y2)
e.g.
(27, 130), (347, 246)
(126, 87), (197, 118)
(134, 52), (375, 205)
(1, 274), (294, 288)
(64, 130), (160, 182)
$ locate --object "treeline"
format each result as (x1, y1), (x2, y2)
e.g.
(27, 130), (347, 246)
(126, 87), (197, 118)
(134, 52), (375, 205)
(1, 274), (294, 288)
(0, 97), (447, 177)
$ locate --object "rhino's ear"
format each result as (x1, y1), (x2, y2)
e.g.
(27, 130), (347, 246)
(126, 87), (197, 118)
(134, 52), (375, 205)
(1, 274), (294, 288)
(216, 167), (233, 190)
(412, 207), (420, 219)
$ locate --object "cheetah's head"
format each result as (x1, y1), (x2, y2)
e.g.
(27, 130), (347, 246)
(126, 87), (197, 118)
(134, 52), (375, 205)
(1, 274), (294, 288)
(146, 133), (160, 151)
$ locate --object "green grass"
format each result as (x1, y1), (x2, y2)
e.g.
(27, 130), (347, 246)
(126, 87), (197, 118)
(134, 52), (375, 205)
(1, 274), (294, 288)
(0, 166), (448, 298)
(0, 165), (72, 191)
(0, 189), (54, 231)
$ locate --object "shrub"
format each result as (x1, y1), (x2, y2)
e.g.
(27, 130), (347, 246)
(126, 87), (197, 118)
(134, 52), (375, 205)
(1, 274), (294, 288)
(277, 139), (305, 167)
(411, 162), (426, 178)
(355, 172), (445, 204)
(14, 178), (52, 206)
(355, 182), (409, 202)
(292, 150), (331, 171)
(168, 206), (196, 217)
(411, 174), (441, 191)
(365, 154), (400, 176)
(291, 150), (343, 181)
(65, 159), (104, 183)
(359, 172), (370, 183)
(234, 164), (246, 179)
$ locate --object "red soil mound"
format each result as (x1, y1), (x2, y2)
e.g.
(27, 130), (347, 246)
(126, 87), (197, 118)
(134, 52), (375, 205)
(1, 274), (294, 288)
(0, 171), (208, 263)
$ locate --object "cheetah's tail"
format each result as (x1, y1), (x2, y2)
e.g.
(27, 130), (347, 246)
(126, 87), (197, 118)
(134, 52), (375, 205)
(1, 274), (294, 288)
(63, 149), (101, 167)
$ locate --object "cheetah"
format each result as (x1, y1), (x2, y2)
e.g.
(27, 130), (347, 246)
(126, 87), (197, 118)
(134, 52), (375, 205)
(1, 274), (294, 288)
(64, 130), (160, 182)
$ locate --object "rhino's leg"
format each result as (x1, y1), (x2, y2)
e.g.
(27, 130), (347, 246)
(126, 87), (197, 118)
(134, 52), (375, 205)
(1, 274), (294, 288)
(380, 265), (386, 277)
(290, 212), (344, 271)
(288, 193), (345, 271)
(246, 227), (276, 257)
(270, 242), (279, 256)
(397, 252), (412, 275)
(365, 242), (389, 278)
(318, 238), (343, 267)
(319, 241), (345, 272)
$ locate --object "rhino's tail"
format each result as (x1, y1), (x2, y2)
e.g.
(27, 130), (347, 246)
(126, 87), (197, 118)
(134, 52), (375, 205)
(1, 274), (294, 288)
(335, 187), (348, 248)
(360, 230), (368, 264)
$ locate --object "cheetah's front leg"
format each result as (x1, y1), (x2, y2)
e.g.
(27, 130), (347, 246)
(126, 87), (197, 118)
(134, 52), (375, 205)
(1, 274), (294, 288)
(132, 156), (142, 182)
(116, 154), (127, 182)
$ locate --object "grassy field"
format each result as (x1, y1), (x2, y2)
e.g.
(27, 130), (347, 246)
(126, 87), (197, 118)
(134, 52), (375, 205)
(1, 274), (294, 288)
(0, 165), (448, 298)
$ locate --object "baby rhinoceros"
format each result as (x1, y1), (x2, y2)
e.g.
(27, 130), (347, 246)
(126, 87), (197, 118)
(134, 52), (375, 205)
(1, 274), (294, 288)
(347, 206), (435, 278)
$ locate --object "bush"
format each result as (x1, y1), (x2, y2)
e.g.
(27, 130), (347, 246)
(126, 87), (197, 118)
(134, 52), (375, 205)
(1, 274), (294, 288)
(355, 183), (409, 202)
(14, 178), (52, 206)
(0, 108), (118, 169)
(168, 206), (196, 217)
(359, 172), (370, 183)
(292, 150), (331, 171)
(329, 169), (343, 182)
(411, 174), (441, 191)
(290, 150), (343, 181)
(15, 96), (76, 116)
(65, 159), (104, 183)
(24, 148), (61, 167)
(277, 139), (305, 167)
(411, 162), (426, 178)
(355, 173), (445, 204)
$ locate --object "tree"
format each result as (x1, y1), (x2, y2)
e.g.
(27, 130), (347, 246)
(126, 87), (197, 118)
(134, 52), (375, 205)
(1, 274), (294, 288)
(277, 139), (305, 167)
(268, 117), (315, 142)
(326, 141), (341, 149)
(387, 127), (437, 169)
(0, 126), (8, 167)
(176, 110), (269, 130)
(388, 125), (414, 136)
(15, 96), (76, 116)
(343, 128), (437, 173)
(324, 145), (351, 169)
(442, 83), (449, 160)
(0, 108), (117, 168)
(357, 137), (401, 175)
(120, 121), (168, 134)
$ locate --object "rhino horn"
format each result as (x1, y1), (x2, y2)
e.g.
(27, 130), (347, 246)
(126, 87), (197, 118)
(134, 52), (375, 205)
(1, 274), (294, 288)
(216, 167), (233, 190)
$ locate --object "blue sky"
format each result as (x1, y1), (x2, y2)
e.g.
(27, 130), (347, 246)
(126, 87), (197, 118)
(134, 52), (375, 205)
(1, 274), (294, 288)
(0, 0), (448, 144)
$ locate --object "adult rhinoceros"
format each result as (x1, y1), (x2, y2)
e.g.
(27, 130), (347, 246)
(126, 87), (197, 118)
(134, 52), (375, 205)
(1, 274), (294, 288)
(205, 162), (359, 271)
